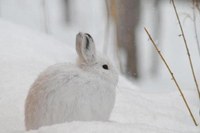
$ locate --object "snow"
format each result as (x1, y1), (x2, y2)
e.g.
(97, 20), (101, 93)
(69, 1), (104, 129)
(0, 19), (199, 133)
(0, 0), (200, 132)
(24, 121), (194, 133)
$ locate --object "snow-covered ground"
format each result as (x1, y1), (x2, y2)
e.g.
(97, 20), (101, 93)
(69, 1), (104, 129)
(0, 0), (200, 132)
(0, 19), (199, 133)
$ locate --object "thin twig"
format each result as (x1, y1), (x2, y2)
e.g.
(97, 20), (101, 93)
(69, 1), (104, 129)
(144, 27), (198, 126)
(192, 4), (200, 58)
(171, 0), (200, 99)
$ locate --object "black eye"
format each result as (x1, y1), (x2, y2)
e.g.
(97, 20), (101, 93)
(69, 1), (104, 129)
(102, 64), (108, 70)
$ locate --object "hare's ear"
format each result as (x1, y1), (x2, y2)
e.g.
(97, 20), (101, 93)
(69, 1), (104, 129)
(76, 33), (96, 64)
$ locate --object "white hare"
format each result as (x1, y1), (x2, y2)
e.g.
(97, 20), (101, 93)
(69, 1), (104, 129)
(25, 32), (118, 130)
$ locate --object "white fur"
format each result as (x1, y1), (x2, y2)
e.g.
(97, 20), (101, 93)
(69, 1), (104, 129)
(25, 32), (118, 130)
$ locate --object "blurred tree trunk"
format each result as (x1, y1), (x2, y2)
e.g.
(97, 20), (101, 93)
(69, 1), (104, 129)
(0, 0), (1, 16)
(150, 0), (161, 76)
(115, 0), (141, 78)
(193, 0), (200, 11)
(41, 0), (50, 34)
(63, 0), (71, 23)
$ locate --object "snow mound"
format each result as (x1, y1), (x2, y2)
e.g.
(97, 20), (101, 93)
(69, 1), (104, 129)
(25, 121), (185, 133)
(0, 19), (199, 133)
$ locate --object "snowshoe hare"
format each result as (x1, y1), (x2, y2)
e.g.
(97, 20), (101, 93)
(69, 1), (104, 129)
(25, 32), (118, 130)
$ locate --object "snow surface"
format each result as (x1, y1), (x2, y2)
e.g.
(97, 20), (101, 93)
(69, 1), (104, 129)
(0, 19), (199, 133)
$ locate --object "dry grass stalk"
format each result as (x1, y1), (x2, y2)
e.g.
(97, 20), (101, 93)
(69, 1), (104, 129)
(144, 27), (198, 126)
(171, 0), (200, 99)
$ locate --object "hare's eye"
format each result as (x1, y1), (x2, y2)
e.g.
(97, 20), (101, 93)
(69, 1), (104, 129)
(102, 64), (109, 70)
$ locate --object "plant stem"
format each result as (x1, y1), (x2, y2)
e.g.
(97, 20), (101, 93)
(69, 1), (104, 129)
(171, 0), (200, 99)
(144, 27), (198, 126)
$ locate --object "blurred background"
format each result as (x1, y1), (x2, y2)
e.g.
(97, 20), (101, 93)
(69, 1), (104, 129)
(1, 0), (200, 91)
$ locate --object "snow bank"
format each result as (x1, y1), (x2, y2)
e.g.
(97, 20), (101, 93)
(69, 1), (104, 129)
(25, 121), (187, 133)
(0, 19), (199, 133)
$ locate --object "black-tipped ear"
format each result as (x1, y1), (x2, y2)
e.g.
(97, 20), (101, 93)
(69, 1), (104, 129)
(85, 33), (93, 41)
(76, 32), (96, 64)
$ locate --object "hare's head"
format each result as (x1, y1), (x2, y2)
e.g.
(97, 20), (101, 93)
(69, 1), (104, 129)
(76, 32), (118, 85)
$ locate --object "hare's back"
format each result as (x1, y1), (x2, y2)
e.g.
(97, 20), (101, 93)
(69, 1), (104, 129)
(25, 63), (85, 127)
(35, 63), (84, 92)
